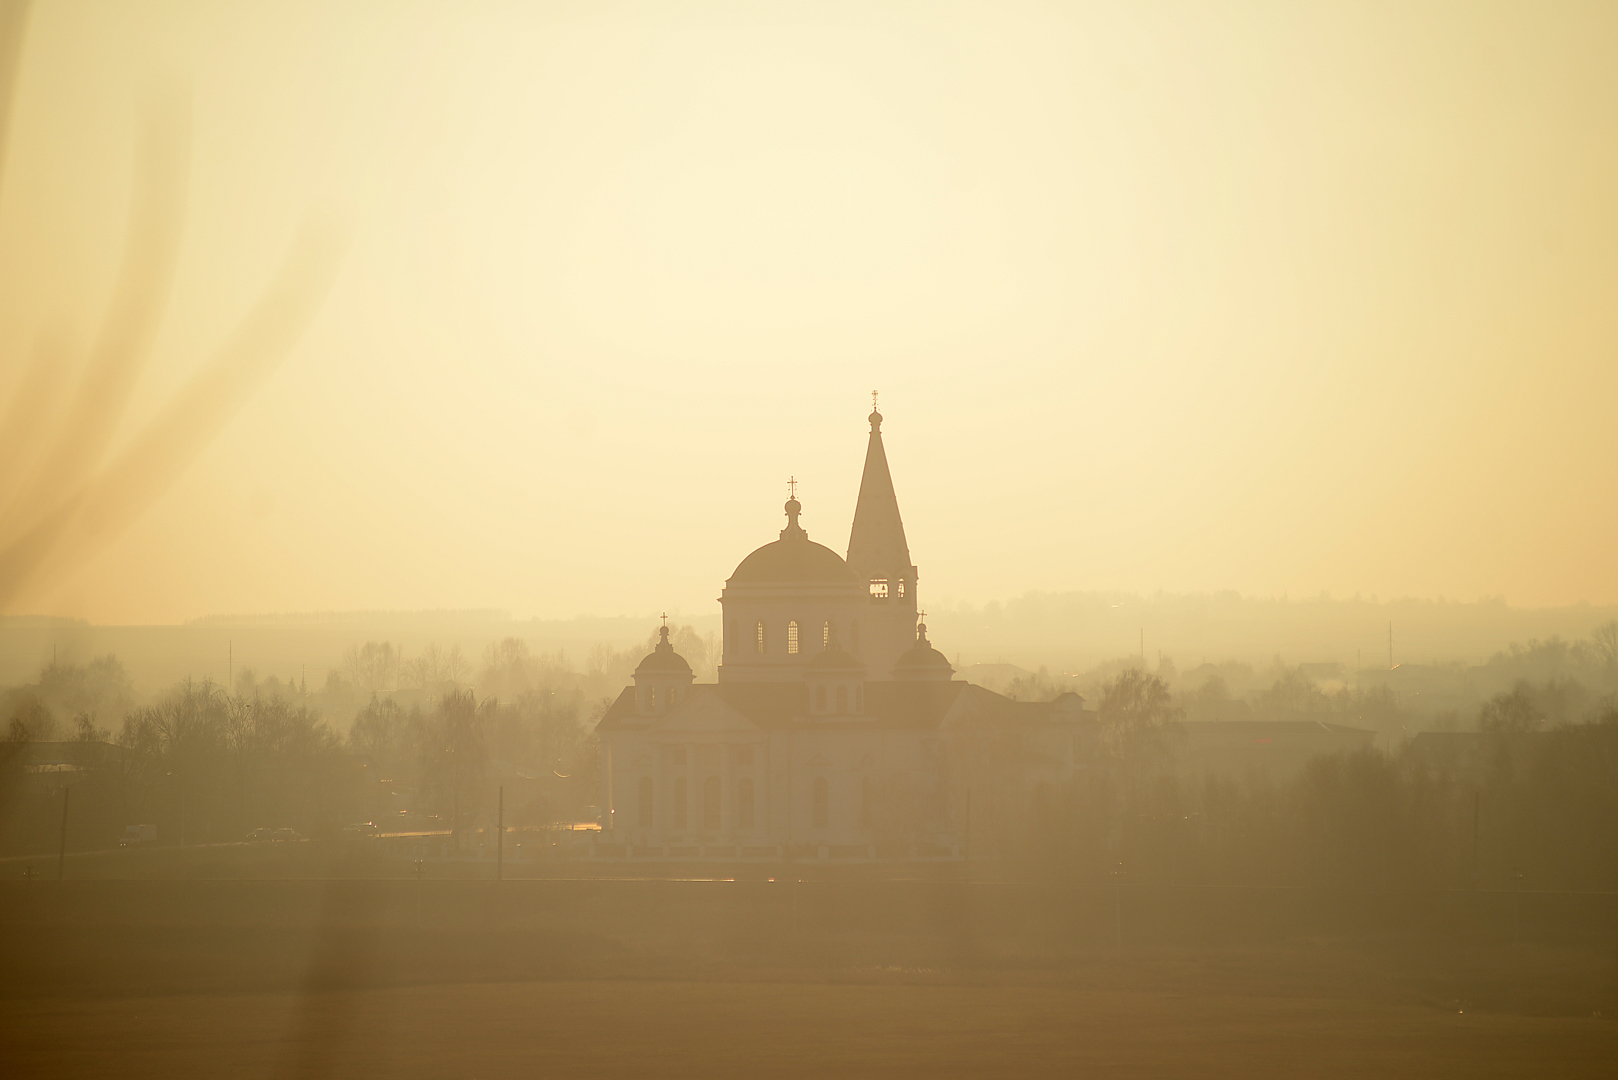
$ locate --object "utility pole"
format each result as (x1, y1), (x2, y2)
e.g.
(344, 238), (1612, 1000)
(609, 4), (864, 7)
(57, 787), (70, 880)
(496, 786), (504, 881)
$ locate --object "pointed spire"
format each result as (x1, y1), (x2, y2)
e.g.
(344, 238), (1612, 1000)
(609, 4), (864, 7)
(846, 397), (912, 582)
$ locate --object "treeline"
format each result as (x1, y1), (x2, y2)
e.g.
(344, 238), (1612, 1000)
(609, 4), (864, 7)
(0, 654), (602, 856)
(995, 620), (1618, 739)
(992, 670), (1618, 892)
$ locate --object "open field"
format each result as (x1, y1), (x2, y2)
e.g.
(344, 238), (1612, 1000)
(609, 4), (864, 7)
(1, 862), (1614, 1078)
(4, 976), (1615, 1079)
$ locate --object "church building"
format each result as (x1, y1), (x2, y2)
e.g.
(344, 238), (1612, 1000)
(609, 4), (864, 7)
(594, 405), (1086, 859)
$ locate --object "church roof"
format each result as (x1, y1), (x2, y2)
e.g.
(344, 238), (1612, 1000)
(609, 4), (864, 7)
(596, 679), (1081, 734)
(845, 408), (913, 580)
(728, 497), (857, 585)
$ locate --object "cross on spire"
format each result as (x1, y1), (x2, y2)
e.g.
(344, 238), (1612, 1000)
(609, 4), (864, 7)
(787, 476), (798, 500)
(871, 389), (879, 412)
(660, 612), (668, 627)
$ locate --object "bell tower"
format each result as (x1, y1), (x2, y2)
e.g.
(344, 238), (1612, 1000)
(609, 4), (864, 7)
(845, 395), (919, 679)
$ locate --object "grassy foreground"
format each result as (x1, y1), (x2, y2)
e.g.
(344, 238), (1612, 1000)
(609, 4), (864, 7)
(0, 850), (1613, 1077)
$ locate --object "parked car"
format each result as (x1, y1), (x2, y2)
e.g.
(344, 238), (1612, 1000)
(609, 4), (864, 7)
(246, 827), (275, 842)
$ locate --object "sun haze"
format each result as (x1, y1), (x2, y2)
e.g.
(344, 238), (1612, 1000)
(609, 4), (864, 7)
(2, 0), (1615, 623)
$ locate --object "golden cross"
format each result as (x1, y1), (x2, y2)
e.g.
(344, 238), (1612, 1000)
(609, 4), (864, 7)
(871, 389), (879, 412)
(787, 476), (798, 500)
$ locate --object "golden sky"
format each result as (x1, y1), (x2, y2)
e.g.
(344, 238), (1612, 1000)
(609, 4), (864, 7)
(1, 0), (1615, 624)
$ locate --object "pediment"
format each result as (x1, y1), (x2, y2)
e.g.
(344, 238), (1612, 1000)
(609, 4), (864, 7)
(647, 689), (762, 733)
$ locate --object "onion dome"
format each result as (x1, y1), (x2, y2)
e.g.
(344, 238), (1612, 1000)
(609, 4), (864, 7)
(635, 624), (693, 676)
(728, 497), (858, 585)
(891, 620), (953, 681)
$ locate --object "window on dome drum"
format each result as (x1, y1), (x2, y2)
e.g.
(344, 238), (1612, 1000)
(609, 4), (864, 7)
(836, 685), (848, 712)
(812, 777), (829, 828)
(638, 778), (653, 828)
(869, 578), (888, 599)
(673, 777), (687, 828)
(738, 777), (755, 831)
(822, 621), (830, 647)
(667, 688), (676, 708)
(815, 685), (827, 712)
(703, 777), (721, 831)
(755, 621), (765, 654)
(647, 686), (657, 711)
(787, 621), (800, 655)
(897, 580), (905, 599)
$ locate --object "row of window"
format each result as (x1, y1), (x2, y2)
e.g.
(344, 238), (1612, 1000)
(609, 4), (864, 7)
(815, 683), (862, 713)
(634, 775), (874, 831)
(639, 775), (755, 831)
(643, 686), (678, 711)
(736, 620), (861, 656)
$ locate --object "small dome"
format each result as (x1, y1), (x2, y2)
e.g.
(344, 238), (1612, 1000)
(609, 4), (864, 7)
(728, 497), (857, 585)
(892, 621), (953, 680)
(635, 625), (692, 676)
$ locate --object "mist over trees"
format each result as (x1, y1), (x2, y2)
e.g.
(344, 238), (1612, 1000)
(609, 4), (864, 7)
(2, 620), (1614, 885)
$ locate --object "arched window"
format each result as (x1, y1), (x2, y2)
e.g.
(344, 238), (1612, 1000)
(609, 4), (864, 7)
(673, 777), (687, 829)
(638, 777), (653, 828)
(755, 621), (766, 654)
(822, 621), (830, 647)
(836, 684), (848, 712)
(851, 620), (860, 654)
(738, 777), (755, 831)
(897, 580), (905, 599)
(787, 621), (800, 655)
(648, 686), (658, 711)
(860, 776), (872, 828)
(815, 685), (827, 712)
(702, 776), (721, 831)
(812, 777), (829, 828)
(667, 687), (676, 708)
(855, 685), (863, 713)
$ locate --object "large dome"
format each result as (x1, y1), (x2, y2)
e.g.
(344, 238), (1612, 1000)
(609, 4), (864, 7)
(728, 535), (856, 585)
(727, 497), (858, 585)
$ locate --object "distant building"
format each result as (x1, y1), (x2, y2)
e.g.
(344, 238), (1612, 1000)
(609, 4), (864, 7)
(595, 406), (1085, 858)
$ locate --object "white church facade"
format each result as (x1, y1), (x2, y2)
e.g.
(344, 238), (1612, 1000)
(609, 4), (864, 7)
(594, 406), (1086, 859)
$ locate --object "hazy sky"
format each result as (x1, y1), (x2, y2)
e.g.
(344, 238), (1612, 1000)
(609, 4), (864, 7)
(2, 0), (1615, 624)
